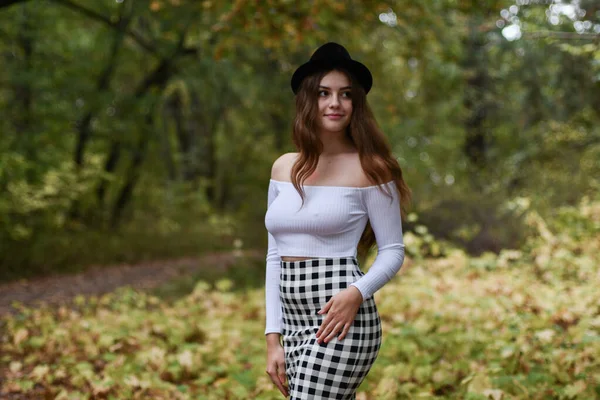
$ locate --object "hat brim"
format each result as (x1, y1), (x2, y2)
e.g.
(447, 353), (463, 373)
(291, 59), (372, 95)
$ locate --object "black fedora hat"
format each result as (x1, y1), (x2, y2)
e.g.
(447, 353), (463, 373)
(291, 42), (373, 95)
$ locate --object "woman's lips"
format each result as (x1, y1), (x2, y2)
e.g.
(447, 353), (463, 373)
(325, 114), (344, 120)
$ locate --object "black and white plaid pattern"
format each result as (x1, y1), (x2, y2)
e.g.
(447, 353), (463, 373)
(280, 257), (382, 399)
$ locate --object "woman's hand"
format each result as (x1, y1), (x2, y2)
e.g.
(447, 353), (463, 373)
(265, 336), (289, 398)
(316, 286), (363, 344)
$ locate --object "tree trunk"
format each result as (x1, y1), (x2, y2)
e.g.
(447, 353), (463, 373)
(197, 99), (219, 204)
(110, 116), (151, 228)
(70, 1), (132, 221)
(95, 141), (121, 210)
(13, 5), (33, 162)
(462, 16), (491, 170)
(168, 90), (198, 182)
(160, 102), (177, 182)
(73, 1), (131, 169)
(95, 58), (174, 210)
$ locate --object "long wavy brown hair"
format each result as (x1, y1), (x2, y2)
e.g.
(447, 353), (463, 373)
(290, 67), (412, 259)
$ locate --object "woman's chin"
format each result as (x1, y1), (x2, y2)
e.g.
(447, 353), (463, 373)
(320, 121), (349, 133)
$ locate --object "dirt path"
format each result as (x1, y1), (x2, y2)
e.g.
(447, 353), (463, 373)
(0, 249), (264, 316)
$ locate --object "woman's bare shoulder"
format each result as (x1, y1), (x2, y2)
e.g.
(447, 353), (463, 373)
(271, 152), (298, 181)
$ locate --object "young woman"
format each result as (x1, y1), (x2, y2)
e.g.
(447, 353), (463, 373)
(264, 42), (411, 399)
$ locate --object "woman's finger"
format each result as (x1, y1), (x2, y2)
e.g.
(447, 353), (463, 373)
(316, 310), (333, 338)
(338, 322), (351, 341)
(277, 360), (289, 397)
(267, 369), (287, 397)
(323, 321), (345, 343)
(317, 314), (336, 342)
(318, 298), (332, 315)
(266, 359), (288, 397)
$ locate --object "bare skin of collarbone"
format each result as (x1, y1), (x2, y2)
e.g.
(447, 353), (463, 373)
(279, 150), (372, 263)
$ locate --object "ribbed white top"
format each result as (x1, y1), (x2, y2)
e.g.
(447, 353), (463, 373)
(264, 179), (405, 335)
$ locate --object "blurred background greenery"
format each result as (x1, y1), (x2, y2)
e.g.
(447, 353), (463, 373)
(0, 0), (598, 281)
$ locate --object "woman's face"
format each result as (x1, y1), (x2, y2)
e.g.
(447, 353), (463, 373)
(316, 70), (352, 134)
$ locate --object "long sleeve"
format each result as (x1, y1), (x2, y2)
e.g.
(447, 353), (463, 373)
(349, 182), (405, 301)
(264, 180), (283, 335)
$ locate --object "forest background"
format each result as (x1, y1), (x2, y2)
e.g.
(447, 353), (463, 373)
(0, 0), (599, 398)
(0, 0), (598, 278)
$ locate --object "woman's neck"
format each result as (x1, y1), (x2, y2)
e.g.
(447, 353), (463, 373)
(318, 130), (355, 156)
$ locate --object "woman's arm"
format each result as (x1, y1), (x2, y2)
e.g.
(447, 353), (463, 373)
(264, 179), (283, 335)
(349, 182), (405, 300)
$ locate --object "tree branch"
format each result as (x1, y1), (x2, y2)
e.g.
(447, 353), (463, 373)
(96, 21), (193, 212)
(523, 31), (600, 41)
(49, 0), (158, 55)
(0, 0), (28, 9)
(105, 21), (196, 226)
(3, 0), (208, 59)
(74, 0), (132, 169)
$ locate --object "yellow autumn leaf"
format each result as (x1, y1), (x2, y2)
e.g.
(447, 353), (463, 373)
(177, 349), (194, 369)
(9, 361), (22, 373)
(150, 1), (162, 12)
(30, 365), (50, 381)
(13, 328), (28, 345)
(536, 329), (555, 343)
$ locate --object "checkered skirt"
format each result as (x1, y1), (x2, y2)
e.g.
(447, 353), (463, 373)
(280, 257), (382, 399)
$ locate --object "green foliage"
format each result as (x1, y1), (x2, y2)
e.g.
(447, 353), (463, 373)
(0, 152), (103, 240)
(1, 198), (598, 399)
(0, 1), (598, 276)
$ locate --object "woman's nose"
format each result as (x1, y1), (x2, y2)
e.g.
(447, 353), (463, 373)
(329, 94), (340, 107)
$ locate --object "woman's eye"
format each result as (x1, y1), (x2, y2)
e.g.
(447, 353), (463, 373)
(318, 90), (350, 98)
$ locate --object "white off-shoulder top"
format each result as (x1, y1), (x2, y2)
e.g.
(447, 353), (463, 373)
(264, 178), (405, 335)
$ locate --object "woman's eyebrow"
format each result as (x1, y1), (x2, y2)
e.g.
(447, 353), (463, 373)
(319, 85), (352, 90)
